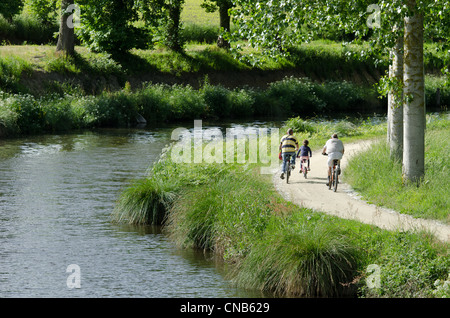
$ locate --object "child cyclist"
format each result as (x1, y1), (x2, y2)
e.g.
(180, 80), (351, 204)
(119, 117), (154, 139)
(297, 139), (312, 172)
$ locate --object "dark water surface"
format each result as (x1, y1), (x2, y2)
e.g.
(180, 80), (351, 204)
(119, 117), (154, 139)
(0, 125), (275, 298)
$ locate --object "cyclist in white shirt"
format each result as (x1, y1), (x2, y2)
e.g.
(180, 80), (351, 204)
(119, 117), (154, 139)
(322, 133), (344, 186)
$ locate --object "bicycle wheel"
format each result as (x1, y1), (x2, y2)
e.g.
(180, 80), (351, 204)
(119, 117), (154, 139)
(328, 170), (332, 190)
(333, 167), (339, 192)
(303, 162), (307, 179)
(286, 162), (290, 184)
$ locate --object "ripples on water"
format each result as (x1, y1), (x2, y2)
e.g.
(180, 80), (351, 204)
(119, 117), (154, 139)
(0, 127), (272, 298)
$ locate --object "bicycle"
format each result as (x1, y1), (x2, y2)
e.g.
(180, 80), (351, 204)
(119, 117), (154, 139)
(299, 156), (309, 179)
(323, 153), (341, 192)
(283, 153), (295, 184)
(330, 159), (341, 192)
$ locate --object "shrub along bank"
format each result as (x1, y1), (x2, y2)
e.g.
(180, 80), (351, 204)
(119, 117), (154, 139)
(0, 77), (381, 137)
(111, 117), (449, 298)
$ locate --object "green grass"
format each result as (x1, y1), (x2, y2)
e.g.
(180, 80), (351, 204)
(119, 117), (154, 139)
(181, 0), (220, 26)
(112, 116), (449, 297)
(345, 114), (450, 224)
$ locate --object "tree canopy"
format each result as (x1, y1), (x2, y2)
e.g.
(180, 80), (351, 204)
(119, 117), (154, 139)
(0, 0), (24, 21)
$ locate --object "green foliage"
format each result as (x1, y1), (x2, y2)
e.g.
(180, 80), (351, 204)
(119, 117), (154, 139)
(0, 92), (43, 134)
(229, 0), (450, 61)
(263, 77), (380, 117)
(138, 0), (186, 52)
(0, 55), (31, 92)
(201, 82), (232, 117)
(358, 232), (450, 297)
(112, 177), (177, 225)
(0, 76), (385, 136)
(0, 0), (24, 21)
(25, 0), (58, 25)
(160, 157), (360, 297)
(0, 13), (57, 44)
(112, 150), (233, 225)
(265, 77), (326, 115)
(76, 0), (148, 55)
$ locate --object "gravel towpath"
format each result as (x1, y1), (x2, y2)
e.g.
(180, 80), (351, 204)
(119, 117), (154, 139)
(273, 139), (450, 242)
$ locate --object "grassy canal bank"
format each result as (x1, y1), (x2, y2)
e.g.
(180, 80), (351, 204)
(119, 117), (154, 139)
(1, 34), (449, 138)
(112, 115), (450, 298)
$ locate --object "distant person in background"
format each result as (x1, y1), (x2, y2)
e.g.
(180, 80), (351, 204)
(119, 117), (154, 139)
(297, 139), (312, 172)
(279, 128), (299, 179)
(322, 134), (344, 186)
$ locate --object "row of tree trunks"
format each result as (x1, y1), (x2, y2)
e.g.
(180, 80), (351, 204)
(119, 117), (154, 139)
(388, 0), (425, 184)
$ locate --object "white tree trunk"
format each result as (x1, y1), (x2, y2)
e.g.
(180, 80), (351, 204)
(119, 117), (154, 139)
(403, 0), (425, 183)
(387, 33), (403, 161)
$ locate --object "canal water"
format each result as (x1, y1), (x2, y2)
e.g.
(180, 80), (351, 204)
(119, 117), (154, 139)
(0, 122), (277, 298)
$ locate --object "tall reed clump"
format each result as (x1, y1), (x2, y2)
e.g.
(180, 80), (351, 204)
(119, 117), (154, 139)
(111, 151), (180, 225)
(231, 224), (358, 297)
(166, 165), (276, 254)
(112, 147), (235, 225)
(112, 177), (177, 225)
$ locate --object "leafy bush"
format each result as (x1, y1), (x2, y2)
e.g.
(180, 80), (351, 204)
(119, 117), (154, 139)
(358, 232), (450, 298)
(229, 88), (255, 117)
(166, 84), (206, 120)
(41, 97), (75, 131)
(266, 77), (326, 116)
(76, 0), (148, 55)
(315, 80), (372, 112)
(0, 13), (57, 44)
(201, 83), (231, 118)
(0, 93), (43, 134)
(425, 75), (450, 110)
(83, 91), (137, 127)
